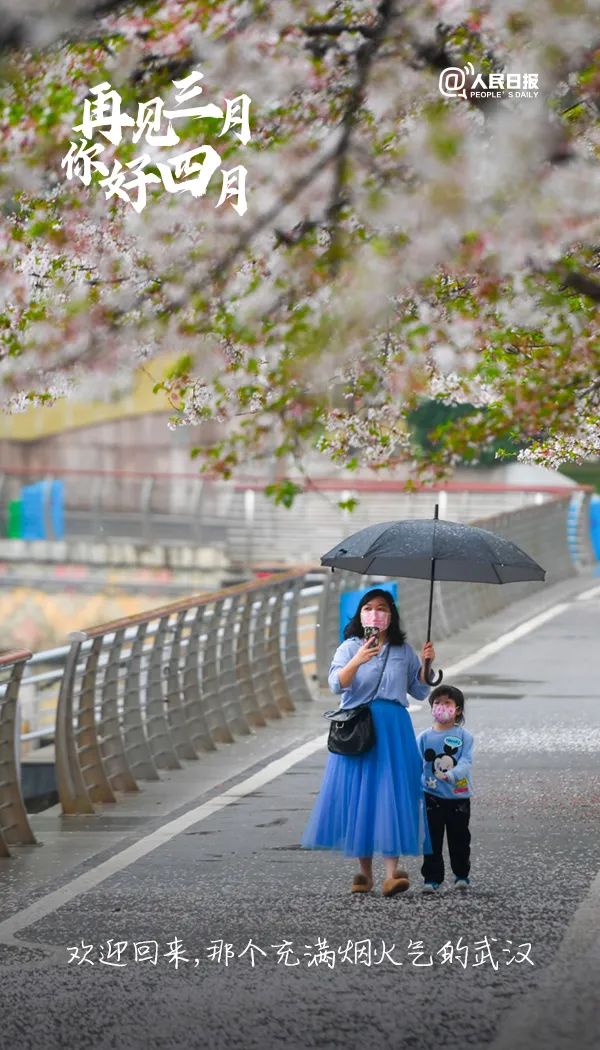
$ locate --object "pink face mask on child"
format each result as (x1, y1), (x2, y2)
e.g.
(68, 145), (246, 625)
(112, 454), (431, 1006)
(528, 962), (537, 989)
(432, 703), (456, 724)
(361, 608), (391, 630)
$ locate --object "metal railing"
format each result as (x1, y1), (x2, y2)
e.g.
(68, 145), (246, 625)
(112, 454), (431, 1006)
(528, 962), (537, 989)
(0, 491), (595, 849)
(11, 572), (327, 753)
(54, 568), (323, 814)
(18, 646), (71, 744)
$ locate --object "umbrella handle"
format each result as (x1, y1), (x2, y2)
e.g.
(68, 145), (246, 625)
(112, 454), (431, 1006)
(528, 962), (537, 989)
(424, 658), (443, 687)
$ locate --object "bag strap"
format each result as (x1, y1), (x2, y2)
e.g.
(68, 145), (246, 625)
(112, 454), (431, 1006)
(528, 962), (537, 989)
(366, 643), (390, 705)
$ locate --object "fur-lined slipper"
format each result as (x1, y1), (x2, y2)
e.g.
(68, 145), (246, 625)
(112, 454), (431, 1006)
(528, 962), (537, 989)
(382, 868), (410, 897)
(351, 873), (374, 893)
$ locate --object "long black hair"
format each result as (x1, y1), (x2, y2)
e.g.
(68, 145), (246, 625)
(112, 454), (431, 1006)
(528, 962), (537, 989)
(343, 588), (407, 646)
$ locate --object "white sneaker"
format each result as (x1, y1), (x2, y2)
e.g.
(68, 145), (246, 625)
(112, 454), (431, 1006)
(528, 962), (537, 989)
(422, 881), (440, 893)
(454, 877), (470, 890)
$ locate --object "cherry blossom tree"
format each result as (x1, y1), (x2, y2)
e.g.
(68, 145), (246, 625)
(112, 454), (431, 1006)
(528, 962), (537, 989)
(0, 0), (599, 505)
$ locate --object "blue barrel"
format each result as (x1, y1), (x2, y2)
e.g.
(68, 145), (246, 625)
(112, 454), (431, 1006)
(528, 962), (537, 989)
(20, 480), (65, 540)
(49, 480), (65, 540)
(21, 482), (45, 540)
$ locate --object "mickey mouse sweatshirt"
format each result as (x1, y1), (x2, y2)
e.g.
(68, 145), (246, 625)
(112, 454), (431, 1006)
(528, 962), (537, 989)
(416, 726), (474, 799)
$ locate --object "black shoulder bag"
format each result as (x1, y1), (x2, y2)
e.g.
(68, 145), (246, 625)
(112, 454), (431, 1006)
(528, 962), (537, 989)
(323, 644), (390, 756)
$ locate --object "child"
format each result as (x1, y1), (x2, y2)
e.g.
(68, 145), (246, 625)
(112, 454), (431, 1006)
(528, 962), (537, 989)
(416, 684), (473, 893)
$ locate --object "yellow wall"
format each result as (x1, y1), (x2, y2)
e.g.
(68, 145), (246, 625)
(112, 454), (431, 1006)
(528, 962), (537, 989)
(0, 354), (178, 441)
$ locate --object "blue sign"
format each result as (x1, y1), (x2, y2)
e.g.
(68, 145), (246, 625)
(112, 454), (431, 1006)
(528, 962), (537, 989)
(339, 582), (399, 643)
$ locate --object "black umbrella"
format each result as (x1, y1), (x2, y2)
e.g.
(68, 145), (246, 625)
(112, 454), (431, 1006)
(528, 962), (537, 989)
(321, 504), (546, 685)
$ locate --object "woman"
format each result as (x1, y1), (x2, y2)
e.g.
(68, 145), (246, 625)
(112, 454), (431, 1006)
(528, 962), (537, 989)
(301, 588), (434, 896)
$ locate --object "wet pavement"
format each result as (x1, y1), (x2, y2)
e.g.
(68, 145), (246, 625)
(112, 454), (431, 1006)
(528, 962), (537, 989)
(0, 576), (599, 1050)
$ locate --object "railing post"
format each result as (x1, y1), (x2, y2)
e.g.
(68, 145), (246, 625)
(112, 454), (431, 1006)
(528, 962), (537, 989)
(199, 598), (236, 744)
(123, 622), (160, 782)
(316, 569), (343, 688)
(166, 611), (198, 761)
(282, 575), (315, 705)
(182, 605), (218, 752)
(55, 635), (94, 815)
(265, 580), (295, 714)
(216, 595), (253, 736)
(77, 636), (116, 804)
(0, 653), (37, 852)
(235, 593), (268, 729)
(250, 589), (284, 721)
(146, 617), (181, 770)
(99, 627), (139, 793)
(570, 491), (595, 571)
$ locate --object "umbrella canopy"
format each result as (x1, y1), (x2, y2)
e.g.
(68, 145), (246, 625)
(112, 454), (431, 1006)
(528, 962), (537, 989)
(321, 506), (546, 685)
(321, 517), (546, 584)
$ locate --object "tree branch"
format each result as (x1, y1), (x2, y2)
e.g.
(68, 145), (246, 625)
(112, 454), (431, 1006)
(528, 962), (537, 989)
(561, 269), (600, 302)
(0, 0), (133, 53)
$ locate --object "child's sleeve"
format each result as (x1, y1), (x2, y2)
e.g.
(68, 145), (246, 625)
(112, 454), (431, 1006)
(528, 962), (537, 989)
(446, 731), (473, 784)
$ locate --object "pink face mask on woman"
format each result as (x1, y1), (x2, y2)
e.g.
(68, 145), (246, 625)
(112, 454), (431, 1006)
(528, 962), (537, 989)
(361, 608), (391, 630)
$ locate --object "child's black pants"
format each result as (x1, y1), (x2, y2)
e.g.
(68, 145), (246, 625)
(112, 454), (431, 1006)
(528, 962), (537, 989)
(421, 792), (471, 883)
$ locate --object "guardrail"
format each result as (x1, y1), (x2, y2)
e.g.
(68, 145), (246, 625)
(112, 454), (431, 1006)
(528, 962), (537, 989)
(54, 568), (323, 814)
(0, 492), (595, 844)
(12, 580), (324, 751)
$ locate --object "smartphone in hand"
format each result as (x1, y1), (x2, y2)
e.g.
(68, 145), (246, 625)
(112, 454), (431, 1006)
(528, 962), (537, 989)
(364, 626), (380, 646)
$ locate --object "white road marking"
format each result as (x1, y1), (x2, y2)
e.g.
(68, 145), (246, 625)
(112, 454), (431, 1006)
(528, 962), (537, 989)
(576, 584), (600, 601)
(410, 600), (571, 711)
(0, 734), (329, 944)
(0, 593), (579, 945)
(440, 602), (571, 677)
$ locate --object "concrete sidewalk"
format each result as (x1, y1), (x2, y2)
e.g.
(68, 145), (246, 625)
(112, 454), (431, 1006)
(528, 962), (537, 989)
(489, 863), (600, 1050)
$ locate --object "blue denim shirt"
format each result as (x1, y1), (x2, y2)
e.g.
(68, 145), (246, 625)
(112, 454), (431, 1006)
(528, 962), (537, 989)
(328, 637), (430, 710)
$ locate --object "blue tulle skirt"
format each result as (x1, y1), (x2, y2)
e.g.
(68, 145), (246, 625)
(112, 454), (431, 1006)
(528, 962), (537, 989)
(301, 699), (432, 858)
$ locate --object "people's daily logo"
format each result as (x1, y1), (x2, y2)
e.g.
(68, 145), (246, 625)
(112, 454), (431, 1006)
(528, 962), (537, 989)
(439, 62), (539, 101)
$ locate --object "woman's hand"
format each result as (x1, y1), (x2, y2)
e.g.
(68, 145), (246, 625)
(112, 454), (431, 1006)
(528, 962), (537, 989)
(419, 641), (436, 682)
(420, 641), (435, 665)
(337, 635), (382, 689)
(352, 635), (382, 666)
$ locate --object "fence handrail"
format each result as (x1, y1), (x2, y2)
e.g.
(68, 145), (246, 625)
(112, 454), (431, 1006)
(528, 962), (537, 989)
(52, 565), (320, 815)
(0, 649), (33, 667)
(75, 566), (321, 638)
